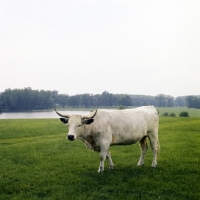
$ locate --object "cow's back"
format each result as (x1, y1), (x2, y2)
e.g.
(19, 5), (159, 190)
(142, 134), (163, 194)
(90, 106), (159, 145)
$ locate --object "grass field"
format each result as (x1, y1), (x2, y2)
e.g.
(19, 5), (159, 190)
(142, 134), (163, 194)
(157, 107), (200, 117)
(0, 115), (200, 199)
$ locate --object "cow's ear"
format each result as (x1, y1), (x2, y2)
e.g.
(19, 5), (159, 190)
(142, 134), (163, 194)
(83, 118), (94, 125)
(60, 118), (68, 124)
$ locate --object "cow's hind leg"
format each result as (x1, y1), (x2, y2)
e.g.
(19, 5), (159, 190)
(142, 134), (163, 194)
(137, 136), (148, 166)
(106, 150), (114, 170)
(148, 132), (159, 167)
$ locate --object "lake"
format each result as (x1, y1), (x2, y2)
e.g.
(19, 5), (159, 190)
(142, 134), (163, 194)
(0, 111), (89, 119)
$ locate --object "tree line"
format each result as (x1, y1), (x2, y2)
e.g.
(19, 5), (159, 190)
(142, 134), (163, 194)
(0, 88), (200, 112)
(0, 88), (56, 111)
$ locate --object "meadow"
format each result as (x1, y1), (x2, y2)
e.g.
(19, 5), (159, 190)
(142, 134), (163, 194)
(0, 110), (200, 199)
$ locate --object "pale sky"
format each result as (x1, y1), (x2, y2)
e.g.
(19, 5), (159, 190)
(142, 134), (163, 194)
(1, 0), (200, 97)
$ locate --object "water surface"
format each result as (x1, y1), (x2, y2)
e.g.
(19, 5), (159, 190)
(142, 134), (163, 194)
(0, 111), (88, 119)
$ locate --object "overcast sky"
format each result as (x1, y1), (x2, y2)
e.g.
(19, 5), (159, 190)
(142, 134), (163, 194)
(1, 0), (200, 97)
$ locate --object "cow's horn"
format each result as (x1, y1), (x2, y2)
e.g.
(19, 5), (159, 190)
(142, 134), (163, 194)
(82, 110), (98, 120)
(54, 106), (69, 118)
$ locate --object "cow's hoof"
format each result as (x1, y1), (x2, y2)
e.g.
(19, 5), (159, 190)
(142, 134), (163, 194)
(98, 167), (104, 173)
(109, 166), (114, 170)
(137, 163), (144, 166)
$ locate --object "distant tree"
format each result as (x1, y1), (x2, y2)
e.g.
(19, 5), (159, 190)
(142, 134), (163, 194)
(130, 95), (145, 106)
(1, 89), (11, 109)
(3, 88), (199, 111)
(1, 88), (55, 111)
(56, 94), (69, 107)
(175, 96), (186, 107)
(99, 91), (114, 107)
(131, 95), (156, 107)
(167, 96), (174, 107)
(119, 95), (133, 107)
(112, 95), (119, 107)
(163, 112), (169, 116)
(92, 94), (100, 107)
(186, 96), (200, 109)
(81, 94), (92, 108)
(169, 113), (176, 117)
(179, 111), (189, 117)
(52, 90), (59, 104)
(0, 101), (2, 112)
(118, 105), (126, 110)
(68, 95), (80, 107)
(155, 94), (174, 107)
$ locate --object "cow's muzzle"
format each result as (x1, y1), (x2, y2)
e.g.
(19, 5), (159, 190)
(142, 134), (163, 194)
(68, 135), (74, 141)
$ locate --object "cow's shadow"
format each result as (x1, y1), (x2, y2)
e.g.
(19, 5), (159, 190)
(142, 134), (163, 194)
(81, 164), (161, 180)
(78, 165), (162, 198)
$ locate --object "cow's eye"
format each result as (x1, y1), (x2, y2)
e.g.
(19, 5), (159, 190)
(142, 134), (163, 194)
(78, 124), (81, 127)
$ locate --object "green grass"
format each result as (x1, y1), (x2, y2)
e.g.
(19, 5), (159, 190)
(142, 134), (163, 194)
(0, 117), (200, 200)
(157, 107), (200, 117)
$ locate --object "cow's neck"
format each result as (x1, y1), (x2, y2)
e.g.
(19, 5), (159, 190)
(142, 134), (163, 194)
(79, 124), (97, 151)
(81, 124), (91, 138)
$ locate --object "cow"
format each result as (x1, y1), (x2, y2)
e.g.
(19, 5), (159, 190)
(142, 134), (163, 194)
(54, 106), (159, 173)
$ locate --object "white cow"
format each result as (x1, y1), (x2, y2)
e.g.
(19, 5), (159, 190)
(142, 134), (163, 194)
(55, 106), (159, 172)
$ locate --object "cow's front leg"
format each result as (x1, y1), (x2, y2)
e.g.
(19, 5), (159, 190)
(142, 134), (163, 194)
(98, 144), (110, 173)
(106, 150), (114, 170)
(98, 151), (106, 173)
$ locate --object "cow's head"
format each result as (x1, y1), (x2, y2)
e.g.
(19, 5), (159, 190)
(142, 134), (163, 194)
(54, 107), (97, 141)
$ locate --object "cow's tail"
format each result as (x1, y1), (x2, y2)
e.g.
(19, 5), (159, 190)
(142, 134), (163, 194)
(157, 139), (160, 157)
(156, 108), (160, 157)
